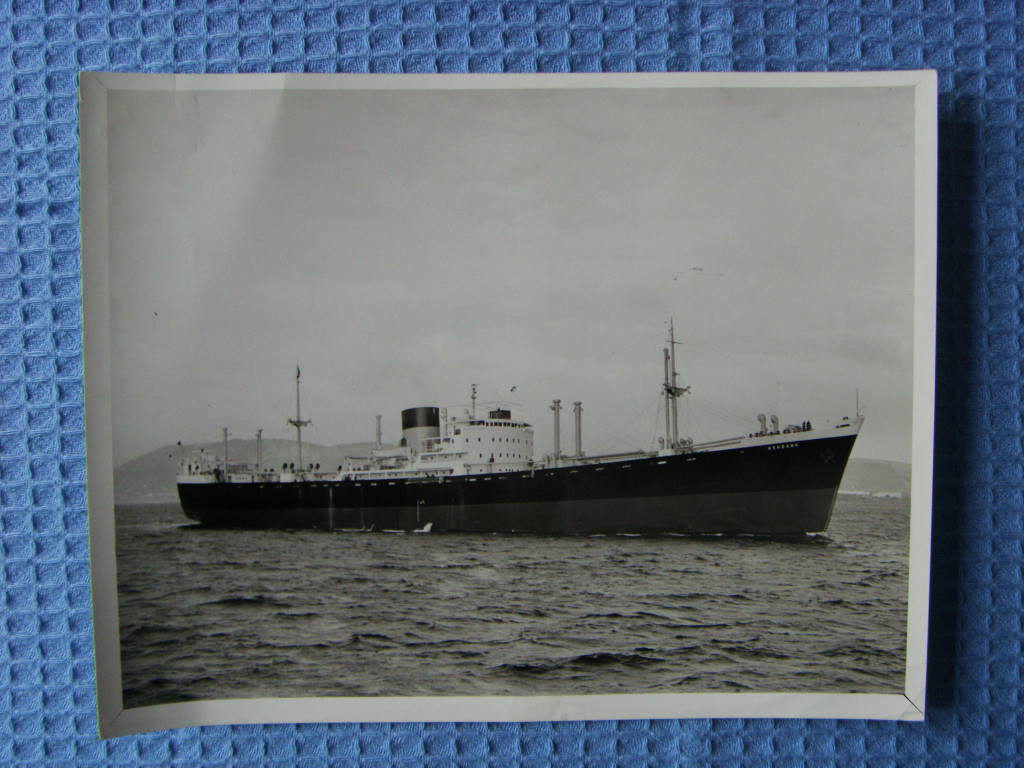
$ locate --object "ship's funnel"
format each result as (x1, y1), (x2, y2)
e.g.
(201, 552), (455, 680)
(401, 407), (440, 452)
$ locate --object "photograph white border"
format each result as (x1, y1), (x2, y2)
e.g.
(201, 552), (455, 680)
(81, 71), (936, 738)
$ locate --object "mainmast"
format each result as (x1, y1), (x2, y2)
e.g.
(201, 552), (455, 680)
(287, 366), (312, 471)
(663, 319), (690, 449)
(663, 348), (672, 444)
(669, 319), (679, 447)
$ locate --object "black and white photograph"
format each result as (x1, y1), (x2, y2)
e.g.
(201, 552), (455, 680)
(82, 72), (936, 735)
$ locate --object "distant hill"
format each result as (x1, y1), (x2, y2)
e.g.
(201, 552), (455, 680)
(114, 439), (381, 504)
(116, 441), (912, 505)
(839, 459), (911, 497)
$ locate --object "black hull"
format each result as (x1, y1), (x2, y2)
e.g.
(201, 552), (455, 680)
(178, 433), (857, 535)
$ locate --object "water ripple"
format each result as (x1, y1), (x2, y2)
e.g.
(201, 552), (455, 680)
(115, 495), (910, 706)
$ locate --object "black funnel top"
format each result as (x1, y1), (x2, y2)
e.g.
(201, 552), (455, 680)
(401, 407), (439, 430)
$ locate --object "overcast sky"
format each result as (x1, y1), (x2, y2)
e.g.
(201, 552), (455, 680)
(104, 82), (917, 466)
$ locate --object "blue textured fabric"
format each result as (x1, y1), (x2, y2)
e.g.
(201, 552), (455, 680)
(0, 0), (1018, 765)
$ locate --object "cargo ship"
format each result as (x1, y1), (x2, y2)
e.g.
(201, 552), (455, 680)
(177, 322), (862, 535)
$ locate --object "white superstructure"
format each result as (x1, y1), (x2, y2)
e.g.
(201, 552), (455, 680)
(341, 406), (535, 479)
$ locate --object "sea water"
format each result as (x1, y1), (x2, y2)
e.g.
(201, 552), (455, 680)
(114, 496), (910, 707)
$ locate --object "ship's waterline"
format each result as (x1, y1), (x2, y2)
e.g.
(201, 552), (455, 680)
(183, 489), (839, 535)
